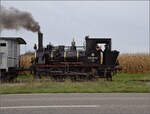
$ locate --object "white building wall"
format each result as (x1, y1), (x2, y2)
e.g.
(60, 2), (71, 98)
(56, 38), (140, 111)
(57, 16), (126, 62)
(0, 40), (8, 70)
(0, 39), (20, 70)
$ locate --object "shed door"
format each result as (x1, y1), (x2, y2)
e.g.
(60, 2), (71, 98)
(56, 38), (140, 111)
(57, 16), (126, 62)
(0, 53), (2, 66)
(0, 41), (8, 69)
(0, 53), (7, 69)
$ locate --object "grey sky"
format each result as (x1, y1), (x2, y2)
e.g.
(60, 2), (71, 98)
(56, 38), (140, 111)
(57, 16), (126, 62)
(0, 1), (149, 54)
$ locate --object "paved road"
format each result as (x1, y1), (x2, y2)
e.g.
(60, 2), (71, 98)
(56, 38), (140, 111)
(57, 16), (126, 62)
(0, 93), (150, 114)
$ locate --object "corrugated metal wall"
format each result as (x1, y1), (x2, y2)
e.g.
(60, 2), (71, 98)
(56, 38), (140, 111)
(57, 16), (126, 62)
(0, 39), (20, 70)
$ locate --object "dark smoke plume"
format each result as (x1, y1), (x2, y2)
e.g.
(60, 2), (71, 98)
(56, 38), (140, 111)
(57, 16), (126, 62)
(0, 5), (40, 32)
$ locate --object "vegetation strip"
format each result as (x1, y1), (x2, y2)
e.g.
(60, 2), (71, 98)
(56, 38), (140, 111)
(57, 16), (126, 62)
(0, 74), (149, 94)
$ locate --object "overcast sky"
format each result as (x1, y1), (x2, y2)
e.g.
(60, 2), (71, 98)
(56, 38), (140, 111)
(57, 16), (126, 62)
(0, 1), (149, 54)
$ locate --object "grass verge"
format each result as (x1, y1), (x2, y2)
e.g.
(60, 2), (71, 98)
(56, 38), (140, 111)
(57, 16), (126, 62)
(0, 74), (149, 94)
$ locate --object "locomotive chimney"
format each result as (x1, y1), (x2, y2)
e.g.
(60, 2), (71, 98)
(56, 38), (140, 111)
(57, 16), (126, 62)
(38, 32), (43, 50)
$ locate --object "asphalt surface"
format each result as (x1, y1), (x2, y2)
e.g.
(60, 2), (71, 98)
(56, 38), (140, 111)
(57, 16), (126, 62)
(0, 93), (150, 114)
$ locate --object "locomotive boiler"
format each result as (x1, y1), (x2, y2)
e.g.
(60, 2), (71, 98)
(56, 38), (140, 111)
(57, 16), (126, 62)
(32, 32), (121, 81)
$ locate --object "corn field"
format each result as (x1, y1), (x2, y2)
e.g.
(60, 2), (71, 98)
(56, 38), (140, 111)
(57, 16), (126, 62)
(118, 53), (150, 74)
(20, 53), (150, 74)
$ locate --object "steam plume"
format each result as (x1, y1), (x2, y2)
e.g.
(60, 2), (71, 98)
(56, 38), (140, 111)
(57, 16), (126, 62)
(0, 5), (40, 32)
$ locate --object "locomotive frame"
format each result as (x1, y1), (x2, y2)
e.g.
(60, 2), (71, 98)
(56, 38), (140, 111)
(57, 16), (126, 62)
(31, 32), (122, 81)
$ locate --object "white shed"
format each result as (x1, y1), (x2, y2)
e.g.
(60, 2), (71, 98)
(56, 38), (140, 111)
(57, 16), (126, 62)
(0, 37), (26, 71)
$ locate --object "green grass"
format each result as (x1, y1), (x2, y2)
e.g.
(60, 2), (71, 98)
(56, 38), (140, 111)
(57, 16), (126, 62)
(0, 74), (149, 94)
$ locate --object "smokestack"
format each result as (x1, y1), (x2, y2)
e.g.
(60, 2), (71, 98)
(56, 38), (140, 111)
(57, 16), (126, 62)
(38, 32), (43, 50)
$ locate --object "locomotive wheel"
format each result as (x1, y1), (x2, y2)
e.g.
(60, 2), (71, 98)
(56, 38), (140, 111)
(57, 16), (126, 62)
(80, 68), (89, 81)
(86, 73), (93, 81)
(69, 68), (89, 82)
(6, 70), (19, 82)
(70, 75), (76, 82)
(104, 70), (112, 81)
(0, 70), (7, 83)
(107, 72), (112, 81)
(35, 70), (42, 79)
(91, 68), (98, 81)
(50, 68), (65, 82)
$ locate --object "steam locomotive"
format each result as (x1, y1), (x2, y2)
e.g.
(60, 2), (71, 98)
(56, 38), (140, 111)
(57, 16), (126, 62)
(32, 32), (121, 81)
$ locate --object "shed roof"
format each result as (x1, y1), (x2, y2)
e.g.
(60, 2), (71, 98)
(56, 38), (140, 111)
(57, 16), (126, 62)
(0, 37), (26, 44)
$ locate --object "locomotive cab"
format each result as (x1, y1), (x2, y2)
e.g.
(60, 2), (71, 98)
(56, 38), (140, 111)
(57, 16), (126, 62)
(85, 36), (119, 66)
(33, 32), (121, 81)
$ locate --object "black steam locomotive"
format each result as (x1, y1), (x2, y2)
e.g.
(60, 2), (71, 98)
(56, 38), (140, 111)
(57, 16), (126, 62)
(32, 32), (121, 81)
